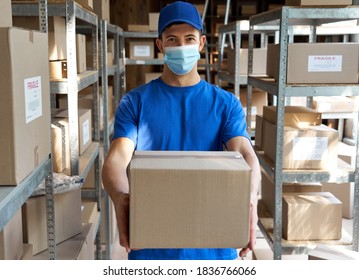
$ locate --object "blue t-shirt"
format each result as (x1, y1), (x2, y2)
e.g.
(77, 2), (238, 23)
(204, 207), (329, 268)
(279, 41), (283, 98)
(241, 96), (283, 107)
(113, 78), (250, 260)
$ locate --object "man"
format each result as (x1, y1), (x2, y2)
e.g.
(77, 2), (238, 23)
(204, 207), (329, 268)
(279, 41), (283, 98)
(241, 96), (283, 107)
(102, 1), (260, 260)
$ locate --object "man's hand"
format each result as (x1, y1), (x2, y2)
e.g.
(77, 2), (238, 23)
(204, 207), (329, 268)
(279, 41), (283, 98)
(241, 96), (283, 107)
(239, 201), (258, 258)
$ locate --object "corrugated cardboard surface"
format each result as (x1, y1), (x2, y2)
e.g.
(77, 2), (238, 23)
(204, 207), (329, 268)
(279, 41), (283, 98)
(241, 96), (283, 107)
(282, 192), (342, 241)
(263, 106), (322, 128)
(227, 48), (267, 75)
(129, 40), (154, 59)
(129, 151), (251, 249)
(0, 27), (51, 185)
(266, 43), (359, 83)
(312, 96), (359, 113)
(93, 0), (110, 21)
(22, 189), (82, 255)
(0, 0), (12, 27)
(0, 209), (23, 260)
(263, 119), (338, 169)
(54, 108), (92, 156)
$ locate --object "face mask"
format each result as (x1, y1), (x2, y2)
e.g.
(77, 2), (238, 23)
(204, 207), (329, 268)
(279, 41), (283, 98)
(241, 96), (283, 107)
(164, 44), (200, 75)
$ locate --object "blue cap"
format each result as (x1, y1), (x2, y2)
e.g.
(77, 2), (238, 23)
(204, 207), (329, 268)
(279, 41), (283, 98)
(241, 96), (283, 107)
(158, 1), (203, 36)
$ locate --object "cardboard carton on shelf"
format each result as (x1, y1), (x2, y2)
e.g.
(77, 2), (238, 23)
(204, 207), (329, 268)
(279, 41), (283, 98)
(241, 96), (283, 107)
(283, 192), (342, 241)
(261, 170), (323, 218)
(0, 27), (51, 185)
(0, 209), (23, 260)
(149, 13), (159, 31)
(129, 151), (251, 249)
(129, 39), (155, 59)
(262, 119), (338, 169)
(22, 188), (82, 255)
(263, 106), (322, 128)
(13, 16), (67, 61)
(227, 48), (267, 76)
(266, 43), (359, 84)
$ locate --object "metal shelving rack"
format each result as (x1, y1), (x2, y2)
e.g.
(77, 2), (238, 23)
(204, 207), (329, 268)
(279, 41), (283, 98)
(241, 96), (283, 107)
(12, 0), (102, 260)
(217, 20), (278, 98)
(1, 0), (55, 260)
(247, 5), (359, 260)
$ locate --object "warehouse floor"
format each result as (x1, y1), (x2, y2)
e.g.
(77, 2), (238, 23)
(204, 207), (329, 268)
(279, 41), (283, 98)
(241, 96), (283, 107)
(109, 218), (354, 260)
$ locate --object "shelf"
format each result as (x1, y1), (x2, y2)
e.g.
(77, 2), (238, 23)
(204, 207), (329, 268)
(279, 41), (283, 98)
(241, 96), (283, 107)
(124, 31), (158, 38)
(0, 157), (52, 231)
(218, 71), (248, 85)
(248, 76), (359, 97)
(50, 70), (99, 94)
(257, 152), (355, 184)
(257, 200), (353, 255)
(12, 1), (98, 25)
(250, 6), (359, 27)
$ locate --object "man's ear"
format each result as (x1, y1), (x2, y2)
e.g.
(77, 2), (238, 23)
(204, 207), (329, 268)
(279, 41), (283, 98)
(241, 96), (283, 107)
(156, 38), (164, 53)
(199, 35), (206, 52)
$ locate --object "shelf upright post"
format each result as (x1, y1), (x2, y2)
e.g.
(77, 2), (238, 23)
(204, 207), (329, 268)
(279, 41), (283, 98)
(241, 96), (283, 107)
(272, 7), (291, 261)
(65, 0), (80, 175)
(100, 19), (111, 260)
(247, 21), (254, 137)
(39, 0), (56, 260)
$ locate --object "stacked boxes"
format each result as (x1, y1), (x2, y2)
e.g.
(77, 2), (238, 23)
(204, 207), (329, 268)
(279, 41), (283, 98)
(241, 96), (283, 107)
(0, 210), (23, 260)
(262, 106), (338, 169)
(0, 27), (51, 185)
(227, 48), (267, 75)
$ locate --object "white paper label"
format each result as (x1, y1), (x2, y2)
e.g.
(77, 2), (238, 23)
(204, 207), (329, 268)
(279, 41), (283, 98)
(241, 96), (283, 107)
(24, 76), (42, 123)
(243, 106), (257, 116)
(308, 55), (342, 72)
(83, 119), (90, 146)
(134, 45), (150, 57)
(293, 137), (328, 161)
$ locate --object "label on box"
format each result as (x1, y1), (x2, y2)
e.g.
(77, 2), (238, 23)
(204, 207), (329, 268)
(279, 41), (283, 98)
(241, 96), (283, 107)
(308, 55), (342, 72)
(134, 45), (151, 57)
(24, 76), (42, 123)
(293, 137), (328, 161)
(83, 119), (90, 146)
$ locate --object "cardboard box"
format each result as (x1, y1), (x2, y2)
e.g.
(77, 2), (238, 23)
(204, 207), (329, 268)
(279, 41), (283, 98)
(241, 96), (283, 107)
(312, 96), (359, 113)
(76, 34), (87, 73)
(93, 0), (110, 22)
(308, 244), (359, 260)
(0, 0), (12, 27)
(286, 0), (352, 5)
(13, 16), (67, 61)
(0, 209), (23, 260)
(58, 86), (114, 131)
(51, 124), (66, 173)
(283, 192), (342, 241)
(49, 60), (67, 79)
(54, 108), (92, 156)
(266, 43), (359, 84)
(194, 4), (205, 15)
(129, 40), (154, 59)
(261, 170), (323, 217)
(149, 13), (159, 31)
(227, 48), (267, 75)
(262, 119), (338, 169)
(263, 106), (322, 128)
(145, 72), (162, 83)
(129, 151), (252, 249)
(240, 88), (268, 118)
(127, 25), (150, 32)
(0, 27), (51, 185)
(22, 189), (82, 255)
